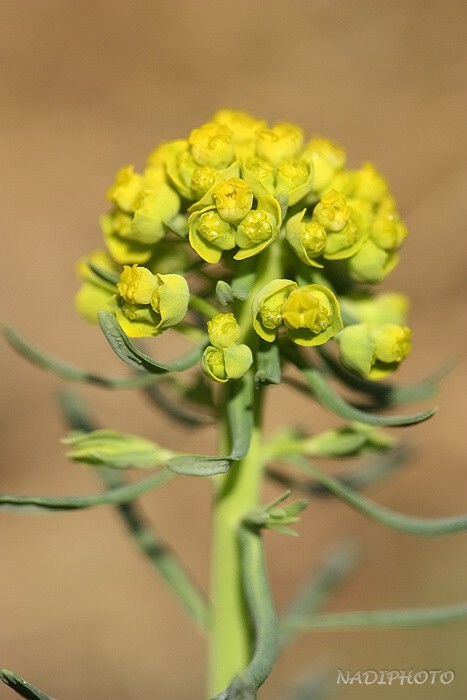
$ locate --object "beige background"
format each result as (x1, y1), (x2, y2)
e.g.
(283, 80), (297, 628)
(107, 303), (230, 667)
(1, 1), (466, 698)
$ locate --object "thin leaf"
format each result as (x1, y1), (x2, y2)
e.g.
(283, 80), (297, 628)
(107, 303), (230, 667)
(287, 455), (467, 537)
(225, 372), (254, 460)
(0, 670), (56, 700)
(87, 260), (119, 285)
(142, 382), (213, 426)
(254, 341), (281, 387)
(98, 311), (204, 374)
(280, 540), (360, 648)
(285, 347), (436, 427)
(58, 390), (210, 632)
(167, 455), (231, 476)
(211, 524), (278, 700)
(283, 602), (467, 631)
(3, 325), (164, 389)
(268, 446), (409, 498)
(0, 471), (172, 512)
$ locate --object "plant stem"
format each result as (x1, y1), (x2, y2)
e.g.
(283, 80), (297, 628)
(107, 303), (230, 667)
(208, 381), (265, 696)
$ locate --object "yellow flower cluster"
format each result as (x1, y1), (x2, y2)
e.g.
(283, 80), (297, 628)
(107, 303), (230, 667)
(76, 110), (413, 382)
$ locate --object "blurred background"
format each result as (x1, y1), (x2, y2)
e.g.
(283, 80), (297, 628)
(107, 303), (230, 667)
(1, 1), (466, 698)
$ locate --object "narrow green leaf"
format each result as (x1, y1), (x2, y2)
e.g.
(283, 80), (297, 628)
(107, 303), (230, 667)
(167, 455), (230, 476)
(280, 540), (360, 648)
(0, 669), (55, 700)
(286, 347), (436, 427)
(211, 525), (278, 700)
(268, 446), (409, 497)
(288, 455), (467, 536)
(2, 325), (163, 389)
(282, 602), (467, 631)
(254, 341), (281, 387)
(58, 391), (210, 632)
(87, 260), (119, 285)
(226, 372), (254, 460)
(142, 382), (213, 426)
(0, 471), (172, 512)
(98, 311), (204, 374)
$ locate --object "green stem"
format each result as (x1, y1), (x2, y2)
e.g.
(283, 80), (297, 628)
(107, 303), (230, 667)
(208, 242), (285, 695)
(208, 383), (265, 695)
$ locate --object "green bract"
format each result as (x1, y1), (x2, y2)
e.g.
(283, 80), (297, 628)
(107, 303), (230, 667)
(201, 343), (253, 383)
(286, 209), (326, 267)
(63, 429), (173, 468)
(336, 322), (412, 380)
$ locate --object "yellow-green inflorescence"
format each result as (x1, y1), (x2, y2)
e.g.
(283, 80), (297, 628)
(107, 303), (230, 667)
(76, 109), (413, 382)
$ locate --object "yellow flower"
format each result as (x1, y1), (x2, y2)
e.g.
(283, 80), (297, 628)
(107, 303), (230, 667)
(109, 267), (189, 337)
(212, 109), (266, 159)
(252, 279), (298, 342)
(314, 189), (352, 232)
(234, 195), (282, 260)
(286, 209), (326, 267)
(212, 178), (254, 223)
(117, 264), (158, 305)
(207, 313), (242, 348)
(106, 166), (144, 212)
(188, 207), (236, 263)
(188, 122), (235, 168)
(303, 136), (346, 192)
(256, 123), (304, 165)
(276, 158), (313, 205)
(281, 284), (343, 346)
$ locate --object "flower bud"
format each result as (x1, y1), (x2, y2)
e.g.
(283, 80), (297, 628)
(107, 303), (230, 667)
(303, 136), (346, 192)
(130, 183), (180, 245)
(234, 195), (282, 260)
(276, 158), (313, 205)
(62, 429), (173, 469)
(252, 279), (297, 342)
(110, 268), (189, 337)
(286, 209), (326, 267)
(212, 109), (266, 159)
(241, 157), (275, 198)
(207, 313), (242, 348)
(353, 162), (388, 202)
(281, 284), (343, 346)
(313, 189), (352, 232)
(336, 323), (412, 380)
(101, 210), (153, 265)
(212, 178), (254, 223)
(188, 207), (236, 263)
(106, 166), (144, 212)
(188, 122), (234, 168)
(201, 343), (253, 383)
(371, 210), (407, 251)
(256, 123), (304, 165)
(63, 429), (173, 468)
(117, 264), (158, 305)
